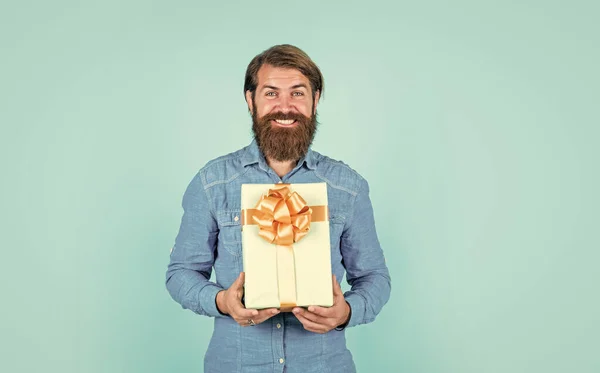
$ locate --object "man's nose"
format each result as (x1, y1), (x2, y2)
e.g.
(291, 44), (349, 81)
(277, 95), (292, 113)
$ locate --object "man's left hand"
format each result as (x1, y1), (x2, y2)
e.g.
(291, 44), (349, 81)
(292, 275), (350, 334)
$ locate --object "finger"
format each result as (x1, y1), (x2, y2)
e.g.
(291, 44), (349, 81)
(238, 319), (258, 327)
(237, 319), (252, 327)
(307, 305), (335, 318)
(234, 272), (245, 289)
(230, 302), (258, 319)
(293, 307), (328, 325)
(233, 272), (246, 299)
(294, 311), (328, 333)
(252, 308), (280, 324)
(332, 275), (343, 297)
(235, 308), (278, 327)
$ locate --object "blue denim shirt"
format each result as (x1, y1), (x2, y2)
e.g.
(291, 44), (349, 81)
(166, 140), (391, 373)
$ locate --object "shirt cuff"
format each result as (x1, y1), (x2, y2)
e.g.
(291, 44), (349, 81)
(343, 292), (366, 328)
(335, 301), (352, 331)
(198, 283), (226, 318)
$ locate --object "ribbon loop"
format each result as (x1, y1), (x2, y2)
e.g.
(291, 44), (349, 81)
(252, 185), (313, 245)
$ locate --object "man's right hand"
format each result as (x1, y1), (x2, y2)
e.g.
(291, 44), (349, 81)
(216, 272), (280, 327)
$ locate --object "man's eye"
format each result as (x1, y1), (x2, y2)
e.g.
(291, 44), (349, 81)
(292, 91), (304, 96)
(266, 91), (277, 97)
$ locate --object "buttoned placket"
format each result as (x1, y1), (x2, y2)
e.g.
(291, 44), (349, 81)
(272, 313), (285, 372)
(256, 160), (282, 184)
(249, 151), (314, 372)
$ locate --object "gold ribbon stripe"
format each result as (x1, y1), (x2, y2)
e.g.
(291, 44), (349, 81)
(242, 205), (328, 227)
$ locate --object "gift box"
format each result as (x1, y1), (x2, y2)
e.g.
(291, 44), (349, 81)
(241, 183), (333, 311)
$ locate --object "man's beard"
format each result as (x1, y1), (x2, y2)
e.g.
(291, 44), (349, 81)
(251, 101), (318, 162)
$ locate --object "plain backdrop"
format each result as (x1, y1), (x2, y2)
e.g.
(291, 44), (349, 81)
(1, 1), (598, 372)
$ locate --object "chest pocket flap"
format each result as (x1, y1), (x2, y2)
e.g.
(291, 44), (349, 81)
(216, 209), (242, 256)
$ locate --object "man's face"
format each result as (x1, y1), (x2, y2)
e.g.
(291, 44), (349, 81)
(246, 64), (320, 162)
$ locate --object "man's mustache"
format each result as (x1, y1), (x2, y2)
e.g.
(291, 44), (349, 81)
(259, 112), (310, 123)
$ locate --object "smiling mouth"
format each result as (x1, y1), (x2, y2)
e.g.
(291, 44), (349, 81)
(272, 119), (297, 126)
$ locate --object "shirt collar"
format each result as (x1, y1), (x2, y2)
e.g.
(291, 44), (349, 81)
(241, 139), (317, 171)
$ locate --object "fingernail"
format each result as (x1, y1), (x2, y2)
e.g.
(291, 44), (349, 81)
(308, 306), (314, 312)
(272, 309), (279, 315)
(292, 308), (299, 314)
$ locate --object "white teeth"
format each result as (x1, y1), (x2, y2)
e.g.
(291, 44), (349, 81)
(274, 119), (295, 125)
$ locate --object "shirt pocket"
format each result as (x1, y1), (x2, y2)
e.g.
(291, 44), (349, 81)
(329, 211), (346, 255)
(217, 209), (242, 257)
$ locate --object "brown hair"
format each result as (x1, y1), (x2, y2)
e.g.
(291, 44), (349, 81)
(244, 44), (324, 101)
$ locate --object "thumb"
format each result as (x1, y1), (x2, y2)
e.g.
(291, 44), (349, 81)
(234, 272), (245, 289)
(332, 274), (343, 297)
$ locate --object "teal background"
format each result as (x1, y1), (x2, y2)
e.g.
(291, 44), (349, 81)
(1, 1), (598, 372)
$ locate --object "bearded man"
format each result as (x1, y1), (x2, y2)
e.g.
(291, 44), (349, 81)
(166, 44), (391, 373)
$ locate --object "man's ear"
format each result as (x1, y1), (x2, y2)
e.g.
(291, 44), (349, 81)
(313, 90), (321, 115)
(245, 90), (253, 114)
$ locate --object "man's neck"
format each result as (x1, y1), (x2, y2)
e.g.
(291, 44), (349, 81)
(266, 157), (297, 178)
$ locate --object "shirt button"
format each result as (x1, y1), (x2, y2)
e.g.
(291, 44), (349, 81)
(234, 216), (239, 222)
(276, 323), (281, 329)
(279, 358), (284, 364)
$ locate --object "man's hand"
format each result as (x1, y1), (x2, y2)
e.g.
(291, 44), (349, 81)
(216, 272), (279, 327)
(292, 275), (350, 334)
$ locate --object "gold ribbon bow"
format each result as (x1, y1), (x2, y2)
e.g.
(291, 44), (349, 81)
(252, 186), (312, 246)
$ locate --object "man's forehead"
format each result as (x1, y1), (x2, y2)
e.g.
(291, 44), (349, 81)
(257, 65), (309, 87)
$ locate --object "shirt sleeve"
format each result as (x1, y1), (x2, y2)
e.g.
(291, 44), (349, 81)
(340, 178), (391, 328)
(165, 170), (226, 318)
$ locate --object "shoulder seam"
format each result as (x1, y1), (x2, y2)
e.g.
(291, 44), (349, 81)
(198, 169), (217, 222)
(202, 168), (247, 189)
(199, 150), (247, 189)
(202, 153), (239, 170)
(314, 170), (358, 197)
(313, 157), (364, 196)
(345, 176), (365, 227)
(319, 158), (364, 180)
